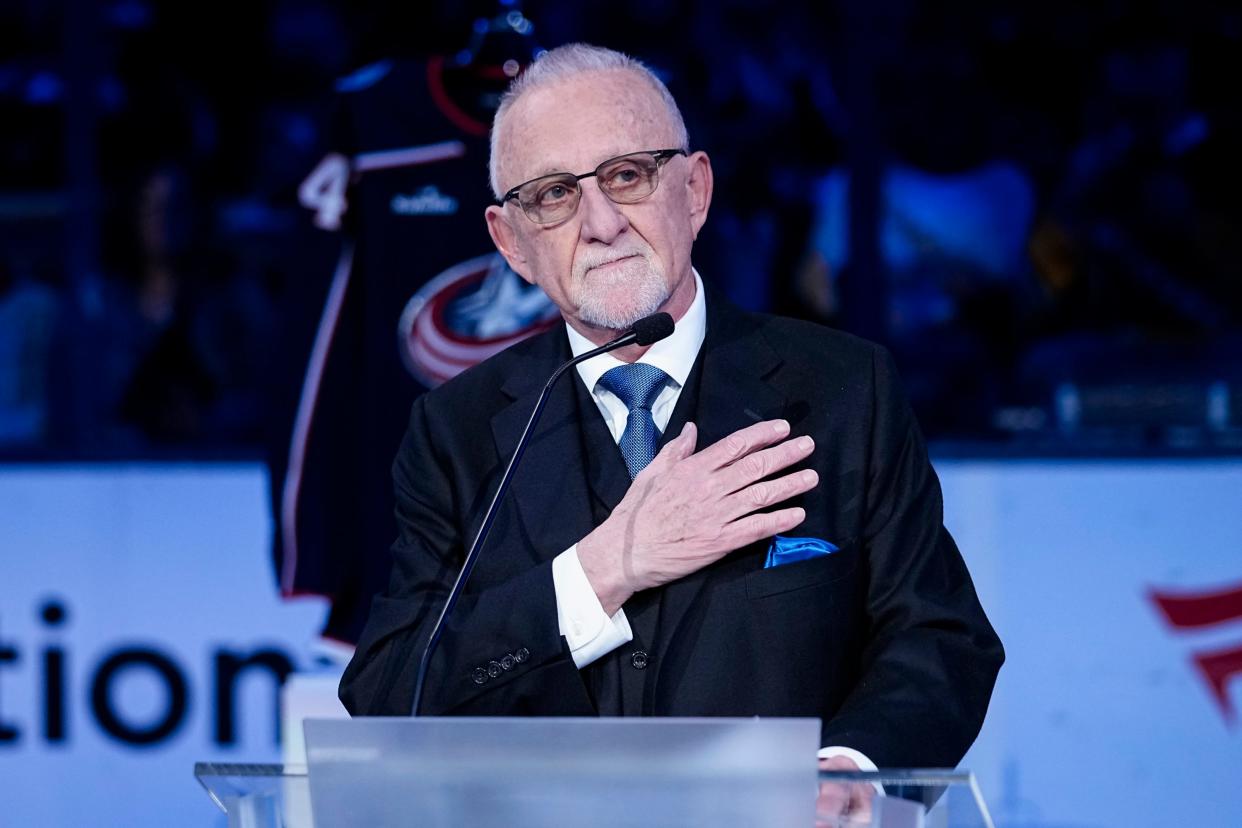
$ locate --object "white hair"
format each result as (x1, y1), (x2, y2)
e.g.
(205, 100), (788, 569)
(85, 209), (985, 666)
(487, 43), (690, 199)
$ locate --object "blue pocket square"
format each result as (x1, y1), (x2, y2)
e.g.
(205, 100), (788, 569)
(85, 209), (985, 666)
(764, 535), (839, 568)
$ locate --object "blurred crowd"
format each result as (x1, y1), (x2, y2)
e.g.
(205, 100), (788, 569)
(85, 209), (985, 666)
(2, 0), (1240, 457)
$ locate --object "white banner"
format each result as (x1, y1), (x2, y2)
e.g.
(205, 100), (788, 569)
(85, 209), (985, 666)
(948, 460), (1242, 828)
(1, 461), (1239, 826)
(0, 465), (326, 826)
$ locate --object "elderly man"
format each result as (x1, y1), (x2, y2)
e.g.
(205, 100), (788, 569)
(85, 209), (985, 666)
(341, 42), (1002, 801)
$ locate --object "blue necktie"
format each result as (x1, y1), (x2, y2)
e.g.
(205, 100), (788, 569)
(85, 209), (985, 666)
(597, 363), (670, 479)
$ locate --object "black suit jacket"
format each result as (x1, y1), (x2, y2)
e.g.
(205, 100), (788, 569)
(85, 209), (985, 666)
(340, 293), (1003, 768)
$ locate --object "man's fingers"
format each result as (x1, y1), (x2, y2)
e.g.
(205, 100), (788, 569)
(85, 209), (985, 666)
(816, 781), (850, 821)
(693, 419), (790, 470)
(723, 506), (806, 549)
(719, 434), (815, 493)
(851, 782), (876, 814)
(818, 757), (875, 825)
(725, 468), (818, 520)
(816, 784), (874, 827)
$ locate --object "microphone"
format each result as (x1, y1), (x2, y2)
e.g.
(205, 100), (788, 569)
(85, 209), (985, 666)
(629, 312), (675, 346)
(410, 312), (675, 715)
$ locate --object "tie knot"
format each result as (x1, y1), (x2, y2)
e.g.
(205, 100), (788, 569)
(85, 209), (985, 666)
(598, 363), (669, 412)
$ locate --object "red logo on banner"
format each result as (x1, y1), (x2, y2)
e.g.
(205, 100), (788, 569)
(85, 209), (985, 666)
(1149, 581), (1242, 725)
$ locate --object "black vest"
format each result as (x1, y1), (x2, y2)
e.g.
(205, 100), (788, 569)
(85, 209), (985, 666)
(570, 352), (705, 716)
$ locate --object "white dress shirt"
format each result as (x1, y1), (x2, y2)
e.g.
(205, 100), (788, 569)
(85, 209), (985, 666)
(552, 270), (707, 669)
(548, 270), (876, 773)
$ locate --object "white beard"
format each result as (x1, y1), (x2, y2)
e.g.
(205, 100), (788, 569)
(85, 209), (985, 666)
(570, 250), (670, 331)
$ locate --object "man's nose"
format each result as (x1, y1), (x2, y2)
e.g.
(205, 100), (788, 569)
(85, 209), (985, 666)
(577, 180), (629, 244)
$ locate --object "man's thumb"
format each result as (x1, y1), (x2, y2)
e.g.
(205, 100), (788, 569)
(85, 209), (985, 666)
(674, 421), (697, 457)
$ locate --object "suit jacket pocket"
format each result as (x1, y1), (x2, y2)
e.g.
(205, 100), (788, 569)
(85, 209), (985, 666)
(744, 542), (857, 600)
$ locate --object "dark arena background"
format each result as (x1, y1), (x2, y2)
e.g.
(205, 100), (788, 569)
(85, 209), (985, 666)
(1, 2), (1240, 825)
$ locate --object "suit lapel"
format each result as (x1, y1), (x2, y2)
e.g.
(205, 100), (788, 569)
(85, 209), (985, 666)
(653, 293), (788, 704)
(691, 302), (787, 448)
(490, 329), (599, 563)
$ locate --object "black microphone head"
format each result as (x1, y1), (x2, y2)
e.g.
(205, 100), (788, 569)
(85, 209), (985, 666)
(631, 312), (674, 346)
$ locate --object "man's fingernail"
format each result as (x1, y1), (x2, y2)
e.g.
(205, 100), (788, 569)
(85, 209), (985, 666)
(773, 419), (790, 435)
(799, 436), (814, 450)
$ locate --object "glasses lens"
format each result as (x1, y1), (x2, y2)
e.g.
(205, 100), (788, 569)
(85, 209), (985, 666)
(519, 175), (580, 224)
(596, 153), (660, 203)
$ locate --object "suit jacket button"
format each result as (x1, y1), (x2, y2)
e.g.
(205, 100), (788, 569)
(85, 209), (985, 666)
(514, 648), (529, 664)
(500, 655), (515, 671)
(630, 650), (649, 670)
(487, 660), (502, 678)
(472, 667), (488, 685)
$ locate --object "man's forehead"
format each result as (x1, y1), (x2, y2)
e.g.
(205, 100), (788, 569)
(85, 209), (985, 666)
(499, 70), (676, 183)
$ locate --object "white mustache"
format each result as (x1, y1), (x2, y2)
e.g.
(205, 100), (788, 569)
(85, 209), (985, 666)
(574, 249), (649, 277)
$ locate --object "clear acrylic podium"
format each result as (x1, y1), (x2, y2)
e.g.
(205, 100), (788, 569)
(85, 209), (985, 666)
(195, 717), (995, 827)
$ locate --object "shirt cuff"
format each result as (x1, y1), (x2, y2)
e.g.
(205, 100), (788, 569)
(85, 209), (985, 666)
(552, 544), (633, 668)
(818, 746), (884, 796)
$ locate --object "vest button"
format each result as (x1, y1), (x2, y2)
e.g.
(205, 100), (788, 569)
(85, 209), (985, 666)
(471, 667), (488, 685)
(630, 650), (649, 670)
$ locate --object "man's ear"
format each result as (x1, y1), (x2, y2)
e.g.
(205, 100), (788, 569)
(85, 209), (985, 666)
(685, 151), (714, 241)
(485, 205), (535, 285)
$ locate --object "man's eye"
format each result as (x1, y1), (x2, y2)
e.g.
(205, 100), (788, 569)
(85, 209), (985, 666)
(605, 166), (643, 187)
(536, 183), (572, 204)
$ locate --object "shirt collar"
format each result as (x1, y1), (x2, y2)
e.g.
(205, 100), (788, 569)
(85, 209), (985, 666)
(566, 269), (707, 392)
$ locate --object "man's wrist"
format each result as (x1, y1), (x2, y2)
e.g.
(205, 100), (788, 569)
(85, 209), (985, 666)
(551, 546), (633, 669)
(818, 747), (884, 797)
(577, 529), (633, 615)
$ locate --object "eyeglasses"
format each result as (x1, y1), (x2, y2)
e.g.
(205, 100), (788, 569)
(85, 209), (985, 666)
(500, 148), (687, 225)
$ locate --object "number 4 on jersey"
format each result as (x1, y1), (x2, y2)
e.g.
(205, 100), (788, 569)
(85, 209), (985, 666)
(299, 153), (351, 231)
